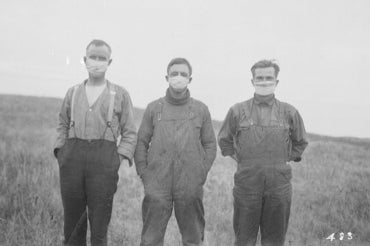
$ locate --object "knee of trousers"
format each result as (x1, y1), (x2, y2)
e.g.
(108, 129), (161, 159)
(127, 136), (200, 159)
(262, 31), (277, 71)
(143, 193), (172, 209)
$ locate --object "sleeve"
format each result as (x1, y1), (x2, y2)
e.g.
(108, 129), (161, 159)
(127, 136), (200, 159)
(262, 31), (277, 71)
(289, 110), (309, 162)
(53, 88), (73, 158)
(134, 105), (154, 177)
(200, 106), (217, 172)
(217, 107), (238, 157)
(117, 91), (138, 166)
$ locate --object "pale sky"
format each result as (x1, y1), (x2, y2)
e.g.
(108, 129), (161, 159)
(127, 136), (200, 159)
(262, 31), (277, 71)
(1, 0), (370, 138)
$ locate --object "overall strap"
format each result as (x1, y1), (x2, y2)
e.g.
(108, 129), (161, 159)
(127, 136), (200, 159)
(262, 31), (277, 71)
(107, 89), (116, 127)
(69, 85), (79, 138)
(101, 85), (117, 142)
(188, 98), (195, 118)
(278, 100), (284, 126)
(69, 85), (79, 128)
(156, 98), (165, 122)
(240, 100), (254, 126)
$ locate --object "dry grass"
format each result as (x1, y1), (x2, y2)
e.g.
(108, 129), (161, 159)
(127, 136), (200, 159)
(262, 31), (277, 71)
(1, 94), (369, 245)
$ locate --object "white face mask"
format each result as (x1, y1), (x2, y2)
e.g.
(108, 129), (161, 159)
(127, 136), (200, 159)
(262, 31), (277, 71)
(253, 81), (276, 96)
(85, 58), (109, 76)
(168, 76), (189, 91)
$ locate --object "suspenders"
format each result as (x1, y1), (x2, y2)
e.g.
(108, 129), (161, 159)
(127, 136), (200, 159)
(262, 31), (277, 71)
(107, 90), (116, 127)
(105, 90), (117, 142)
(69, 82), (116, 141)
(69, 85), (79, 137)
(70, 85), (79, 128)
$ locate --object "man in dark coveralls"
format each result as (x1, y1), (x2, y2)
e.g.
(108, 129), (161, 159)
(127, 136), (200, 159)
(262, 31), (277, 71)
(218, 59), (308, 246)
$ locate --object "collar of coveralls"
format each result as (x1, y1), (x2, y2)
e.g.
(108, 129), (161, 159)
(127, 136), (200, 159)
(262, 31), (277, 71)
(253, 93), (275, 106)
(165, 88), (191, 106)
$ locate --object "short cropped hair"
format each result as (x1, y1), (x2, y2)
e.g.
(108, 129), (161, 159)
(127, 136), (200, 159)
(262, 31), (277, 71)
(251, 59), (280, 77)
(167, 57), (192, 76)
(86, 39), (112, 55)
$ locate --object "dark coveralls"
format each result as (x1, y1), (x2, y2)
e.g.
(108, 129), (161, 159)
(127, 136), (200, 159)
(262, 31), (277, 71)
(134, 90), (217, 246)
(218, 95), (308, 246)
(54, 81), (137, 246)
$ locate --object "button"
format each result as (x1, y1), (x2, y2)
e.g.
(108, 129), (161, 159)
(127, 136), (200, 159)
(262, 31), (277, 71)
(89, 108), (92, 112)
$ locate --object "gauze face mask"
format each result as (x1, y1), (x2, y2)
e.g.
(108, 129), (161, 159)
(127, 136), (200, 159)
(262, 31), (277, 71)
(168, 76), (189, 91)
(85, 58), (109, 76)
(253, 81), (276, 96)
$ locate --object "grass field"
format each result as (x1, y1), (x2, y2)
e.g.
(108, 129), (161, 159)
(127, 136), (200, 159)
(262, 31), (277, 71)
(1, 94), (369, 246)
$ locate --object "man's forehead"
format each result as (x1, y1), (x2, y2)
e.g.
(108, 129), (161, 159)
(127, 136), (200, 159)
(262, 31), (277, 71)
(86, 45), (111, 58)
(254, 67), (276, 76)
(168, 64), (190, 74)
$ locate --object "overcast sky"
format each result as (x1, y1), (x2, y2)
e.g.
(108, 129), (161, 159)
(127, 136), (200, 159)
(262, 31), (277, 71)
(1, 0), (370, 138)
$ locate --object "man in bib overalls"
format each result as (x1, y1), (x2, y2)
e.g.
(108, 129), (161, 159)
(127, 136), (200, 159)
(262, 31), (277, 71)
(218, 60), (308, 246)
(134, 57), (217, 246)
(54, 39), (137, 246)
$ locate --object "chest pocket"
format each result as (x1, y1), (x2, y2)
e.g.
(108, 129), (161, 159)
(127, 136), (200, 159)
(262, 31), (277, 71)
(236, 120), (252, 147)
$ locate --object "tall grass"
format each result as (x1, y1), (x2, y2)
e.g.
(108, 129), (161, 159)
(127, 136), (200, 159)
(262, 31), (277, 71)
(1, 95), (369, 245)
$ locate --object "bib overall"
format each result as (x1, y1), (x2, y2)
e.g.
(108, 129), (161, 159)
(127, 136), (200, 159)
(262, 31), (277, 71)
(141, 99), (207, 246)
(233, 100), (292, 246)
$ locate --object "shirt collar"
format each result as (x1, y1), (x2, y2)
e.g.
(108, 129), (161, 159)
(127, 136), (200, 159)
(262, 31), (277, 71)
(253, 93), (275, 106)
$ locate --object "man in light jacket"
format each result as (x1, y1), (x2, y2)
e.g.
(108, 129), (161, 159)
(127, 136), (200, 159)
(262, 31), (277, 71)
(54, 39), (137, 246)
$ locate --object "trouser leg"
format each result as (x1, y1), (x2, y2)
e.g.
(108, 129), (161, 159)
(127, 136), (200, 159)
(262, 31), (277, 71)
(86, 140), (120, 246)
(260, 183), (292, 246)
(233, 186), (263, 246)
(140, 192), (173, 246)
(58, 139), (87, 246)
(174, 187), (205, 246)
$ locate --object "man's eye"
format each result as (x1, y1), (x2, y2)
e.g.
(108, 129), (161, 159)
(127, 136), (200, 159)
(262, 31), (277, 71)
(170, 72), (179, 77)
(180, 72), (188, 77)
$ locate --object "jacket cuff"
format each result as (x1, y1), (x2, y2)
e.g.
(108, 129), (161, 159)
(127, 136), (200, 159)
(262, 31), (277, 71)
(289, 153), (302, 162)
(117, 146), (134, 166)
(221, 148), (235, 157)
(53, 148), (59, 158)
(119, 154), (133, 166)
(135, 161), (147, 177)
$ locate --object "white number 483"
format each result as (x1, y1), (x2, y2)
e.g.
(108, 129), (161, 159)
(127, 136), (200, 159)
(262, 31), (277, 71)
(326, 232), (353, 242)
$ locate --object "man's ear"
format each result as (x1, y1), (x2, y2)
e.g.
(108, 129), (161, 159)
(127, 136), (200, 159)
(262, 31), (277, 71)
(165, 75), (169, 82)
(83, 56), (87, 64)
(189, 77), (192, 84)
(108, 59), (113, 66)
(275, 80), (279, 86)
(251, 79), (254, 86)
